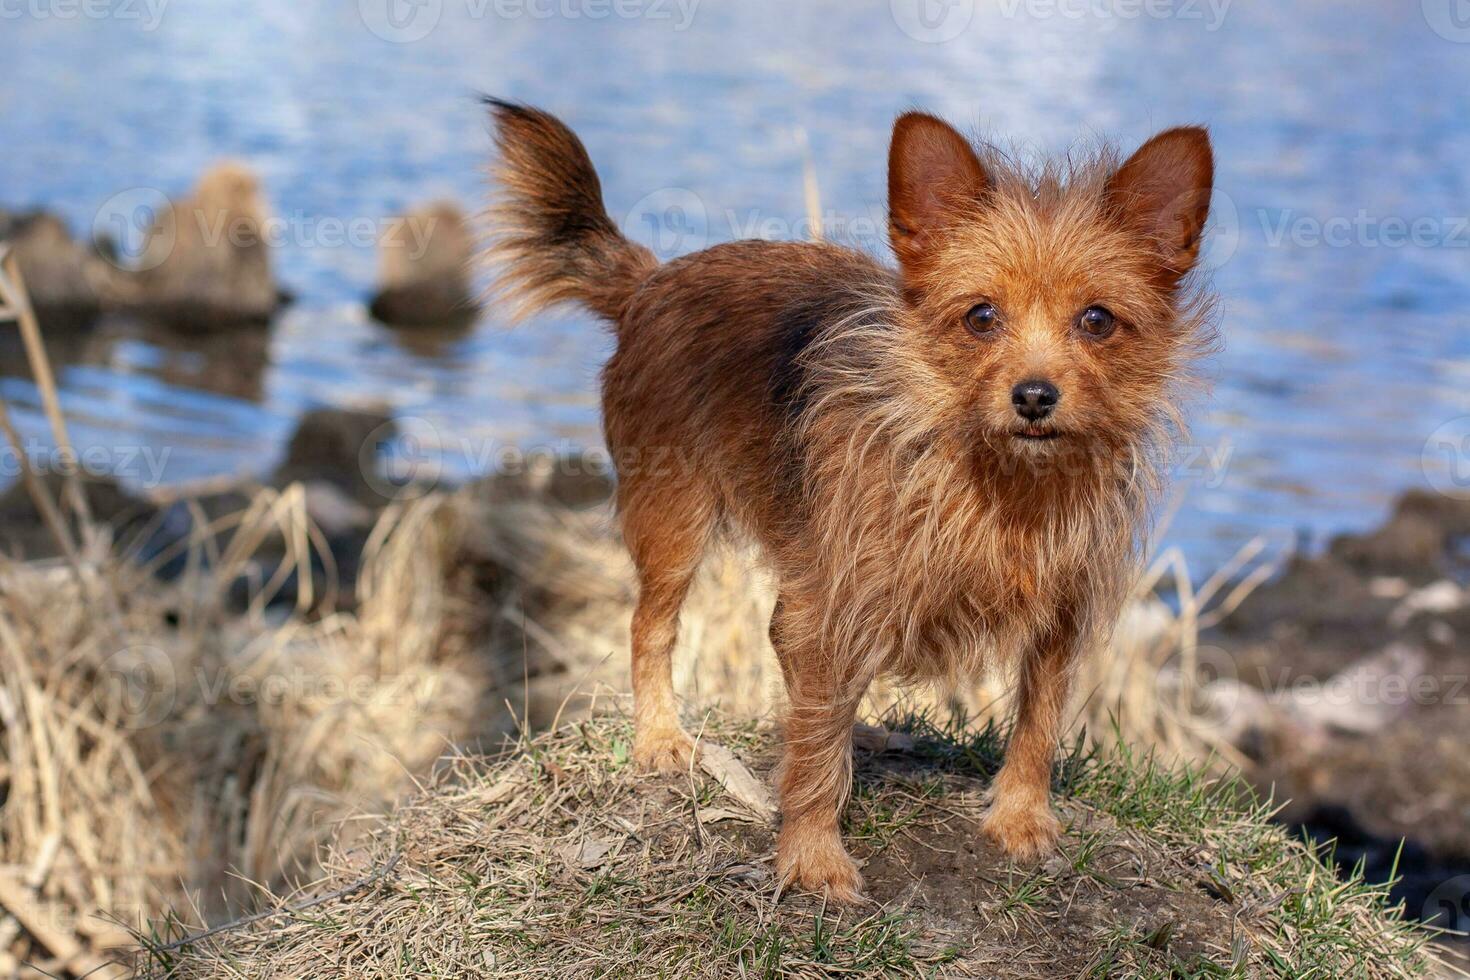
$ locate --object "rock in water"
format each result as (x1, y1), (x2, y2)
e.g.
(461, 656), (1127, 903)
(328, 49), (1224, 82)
(0, 210), (111, 327)
(369, 202), (478, 327)
(273, 407), (397, 506)
(132, 161), (284, 327)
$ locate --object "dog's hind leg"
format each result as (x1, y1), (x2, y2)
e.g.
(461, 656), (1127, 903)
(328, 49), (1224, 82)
(621, 475), (715, 773)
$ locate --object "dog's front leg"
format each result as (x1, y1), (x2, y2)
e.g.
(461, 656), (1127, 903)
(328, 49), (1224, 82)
(775, 683), (866, 902)
(770, 601), (868, 903)
(982, 620), (1080, 859)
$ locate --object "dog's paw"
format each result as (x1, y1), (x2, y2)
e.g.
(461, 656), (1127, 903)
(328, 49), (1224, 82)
(776, 825), (865, 904)
(982, 797), (1061, 861)
(633, 726), (697, 774)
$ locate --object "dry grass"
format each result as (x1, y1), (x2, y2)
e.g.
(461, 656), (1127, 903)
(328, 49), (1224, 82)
(0, 488), (488, 977)
(0, 257), (494, 973)
(135, 712), (1435, 979)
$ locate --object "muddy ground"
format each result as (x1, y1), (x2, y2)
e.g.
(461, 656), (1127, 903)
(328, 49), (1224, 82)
(1206, 489), (1470, 944)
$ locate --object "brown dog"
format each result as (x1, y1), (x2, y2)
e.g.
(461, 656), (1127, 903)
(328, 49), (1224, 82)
(483, 99), (1215, 902)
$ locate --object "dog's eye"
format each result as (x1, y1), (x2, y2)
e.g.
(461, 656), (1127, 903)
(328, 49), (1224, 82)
(1077, 306), (1116, 338)
(964, 303), (999, 336)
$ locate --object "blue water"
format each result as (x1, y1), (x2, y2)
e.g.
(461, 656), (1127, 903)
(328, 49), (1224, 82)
(2, 0), (1469, 575)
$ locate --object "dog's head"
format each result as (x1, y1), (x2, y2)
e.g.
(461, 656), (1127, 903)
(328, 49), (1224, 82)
(886, 113), (1214, 468)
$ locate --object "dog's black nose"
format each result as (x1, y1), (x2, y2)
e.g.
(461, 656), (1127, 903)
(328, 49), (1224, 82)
(1011, 380), (1060, 421)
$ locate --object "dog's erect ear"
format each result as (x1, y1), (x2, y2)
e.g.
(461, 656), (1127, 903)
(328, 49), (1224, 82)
(1104, 127), (1214, 282)
(888, 112), (989, 280)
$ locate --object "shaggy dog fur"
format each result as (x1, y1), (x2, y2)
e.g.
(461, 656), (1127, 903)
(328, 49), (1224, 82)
(482, 99), (1215, 901)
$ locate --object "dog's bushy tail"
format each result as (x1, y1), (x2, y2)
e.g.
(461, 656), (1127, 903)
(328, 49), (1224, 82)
(483, 98), (657, 324)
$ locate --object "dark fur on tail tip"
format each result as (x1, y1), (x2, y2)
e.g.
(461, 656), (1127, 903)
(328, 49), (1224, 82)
(482, 97), (657, 323)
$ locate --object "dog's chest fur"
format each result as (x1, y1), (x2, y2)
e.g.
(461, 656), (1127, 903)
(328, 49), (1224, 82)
(791, 441), (1134, 682)
(885, 487), (1119, 678)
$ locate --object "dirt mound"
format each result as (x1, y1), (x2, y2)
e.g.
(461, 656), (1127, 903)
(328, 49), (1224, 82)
(138, 714), (1432, 979)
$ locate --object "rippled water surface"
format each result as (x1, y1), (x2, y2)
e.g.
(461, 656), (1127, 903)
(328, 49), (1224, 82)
(2, 0), (1469, 574)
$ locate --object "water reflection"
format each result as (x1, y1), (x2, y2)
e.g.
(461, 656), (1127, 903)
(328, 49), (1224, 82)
(0, 0), (1467, 572)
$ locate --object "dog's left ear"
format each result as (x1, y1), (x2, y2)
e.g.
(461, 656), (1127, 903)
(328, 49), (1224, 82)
(1105, 127), (1214, 283)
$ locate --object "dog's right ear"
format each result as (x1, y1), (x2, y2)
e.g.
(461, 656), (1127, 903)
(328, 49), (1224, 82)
(888, 112), (989, 284)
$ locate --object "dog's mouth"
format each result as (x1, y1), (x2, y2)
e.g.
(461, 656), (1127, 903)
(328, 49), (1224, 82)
(1011, 427), (1063, 442)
